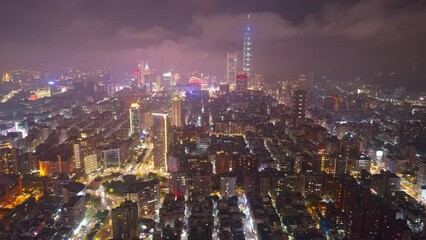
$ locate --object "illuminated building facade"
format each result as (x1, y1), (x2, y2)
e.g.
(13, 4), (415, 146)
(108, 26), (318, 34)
(192, 173), (212, 199)
(83, 153), (98, 174)
(0, 175), (35, 231)
(152, 113), (169, 171)
(226, 52), (237, 84)
(2, 72), (11, 82)
(29, 88), (51, 101)
(220, 174), (237, 197)
(73, 133), (96, 174)
(101, 148), (121, 168)
(133, 179), (160, 217)
(0, 146), (18, 174)
(129, 102), (142, 136)
(171, 96), (183, 128)
(243, 15), (253, 77)
(292, 89), (307, 127)
(169, 172), (188, 198)
(39, 150), (73, 177)
(300, 173), (323, 197)
(143, 62), (153, 94)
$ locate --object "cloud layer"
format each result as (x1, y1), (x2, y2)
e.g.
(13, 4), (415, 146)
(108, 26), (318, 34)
(0, 0), (425, 80)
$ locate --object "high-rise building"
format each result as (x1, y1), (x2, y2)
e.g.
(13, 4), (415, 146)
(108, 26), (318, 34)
(152, 113), (169, 171)
(292, 89), (307, 127)
(73, 133), (96, 174)
(61, 195), (86, 228)
(171, 96), (183, 128)
(83, 153), (98, 174)
(192, 173), (212, 199)
(112, 200), (139, 240)
(226, 52), (237, 84)
(0, 146), (18, 174)
(300, 173), (323, 197)
(244, 172), (269, 196)
(235, 74), (248, 92)
(220, 174), (237, 197)
(169, 172), (188, 198)
(215, 154), (232, 175)
(243, 15), (253, 77)
(143, 62), (153, 94)
(350, 154), (371, 176)
(133, 179), (160, 217)
(129, 102), (142, 136)
(416, 157), (426, 195)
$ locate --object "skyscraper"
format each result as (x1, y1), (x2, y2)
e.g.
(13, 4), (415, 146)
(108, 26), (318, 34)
(129, 102), (142, 136)
(243, 15), (253, 77)
(226, 52), (237, 84)
(152, 113), (169, 171)
(112, 200), (139, 240)
(292, 89), (307, 127)
(143, 62), (152, 94)
(73, 132), (96, 175)
(171, 96), (183, 128)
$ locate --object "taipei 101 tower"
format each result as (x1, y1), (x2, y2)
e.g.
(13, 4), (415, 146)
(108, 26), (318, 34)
(242, 14), (253, 77)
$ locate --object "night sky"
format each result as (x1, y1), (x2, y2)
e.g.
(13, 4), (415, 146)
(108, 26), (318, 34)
(0, 0), (425, 79)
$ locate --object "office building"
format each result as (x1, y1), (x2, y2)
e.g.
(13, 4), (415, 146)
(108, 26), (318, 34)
(129, 102), (142, 136)
(226, 52), (237, 84)
(112, 200), (139, 240)
(171, 96), (183, 128)
(152, 113), (169, 171)
(292, 89), (307, 127)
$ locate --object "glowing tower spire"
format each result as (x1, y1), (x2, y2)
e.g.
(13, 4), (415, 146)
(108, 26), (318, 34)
(243, 14), (252, 77)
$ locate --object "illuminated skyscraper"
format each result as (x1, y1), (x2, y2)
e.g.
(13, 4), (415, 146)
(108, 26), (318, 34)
(292, 89), (307, 127)
(226, 52), (237, 84)
(171, 96), (183, 128)
(143, 62), (153, 94)
(243, 15), (253, 77)
(0, 146), (18, 174)
(129, 102), (142, 136)
(152, 113), (169, 171)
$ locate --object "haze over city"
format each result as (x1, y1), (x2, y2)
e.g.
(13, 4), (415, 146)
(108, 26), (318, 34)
(1, 0), (426, 84)
(0, 1), (426, 240)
